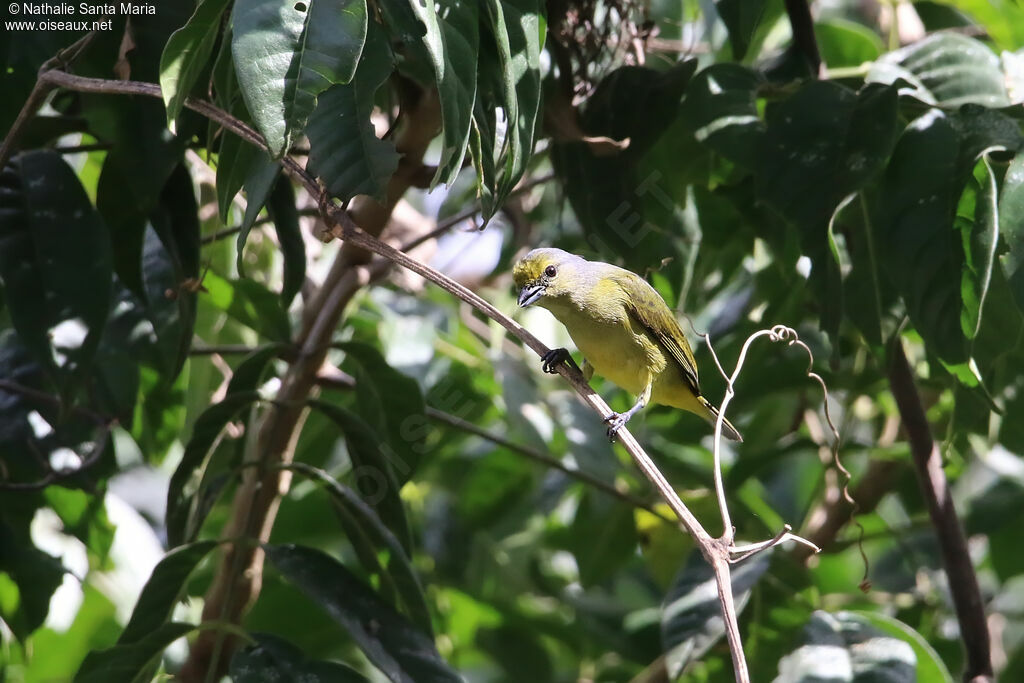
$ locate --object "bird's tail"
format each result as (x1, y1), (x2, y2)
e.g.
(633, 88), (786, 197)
(698, 396), (743, 442)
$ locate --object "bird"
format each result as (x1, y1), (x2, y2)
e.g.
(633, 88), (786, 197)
(513, 247), (742, 442)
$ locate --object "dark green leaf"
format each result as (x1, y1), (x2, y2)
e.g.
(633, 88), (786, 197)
(267, 178), (306, 305)
(568, 492), (637, 587)
(166, 391), (261, 546)
(957, 157), (999, 338)
(236, 156), (280, 275)
(307, 19), (400, 202)
(264, 544), (461, 683)
(715, 0), (769, 60)
(118, 541), (218, 644)
(662, 550), (771, 678)
(308, 399), (413, 555)
(409, 0), (479, 186)
(479, 0), (545, 215)
(679, 63), (764, 168)
(231, 0), (369, 156)
(147, 163), (202, 379)
(160, 0), (232, 132)
(230, 633), (371, 682)
(91, 97), (189, 295)
(876, 111), (967, 362)
(334, 341), (429, 484)
(288, 462), (433, 636)
(552, 61), (698, 268)
(0, 151), (112, 392)
(75, 622), (194, 683)
(867, 32), (1010, 107)
(998, 151), (1024, 313)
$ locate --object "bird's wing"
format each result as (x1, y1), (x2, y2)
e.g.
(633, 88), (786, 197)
(613, 272), (701, 394)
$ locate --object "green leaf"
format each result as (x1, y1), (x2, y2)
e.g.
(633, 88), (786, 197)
(160, 0), (232, 132)
(75, 622), (195, 683)
(267, 177), (306, 305)
(91, 97), (190, 296)
(306, 19), (400, 202)
(118, 541), (218, 644)
(144, 163), (202, 379)
(0, 151), (112, 393)
(551, 60), (698, 268)
(815, 18), (883, 69)
(334, 341), (429, 484)
(755, 82), (899, 342)
(202, 271), (292, 341)
(232, 0), (369, 156)
(957, 157), (999, 339)
(757, 82), (900, 232)
(165, 391), (261, 546)
(775, 611), (921, 682)
(568, 492), (637, 587)
(999, 152), (1024, 313)
(679, 63), (764, 168)
(216, 128), (257, 223)
(867, 32), (1010, 107)
(408, 0), (480, 186)
(661, 550), (771, 678)
(264, 544), (461, 683)
(287, 462), (433, 636)
(236, 155), (280, 276)
(478, 0), (545, 215)
(851, 610), (954, 683)
(230, 633), (372, 682)
(308, 399), (413, 554)
(715, 0), (769, 60)
(876, 111), (967, 362)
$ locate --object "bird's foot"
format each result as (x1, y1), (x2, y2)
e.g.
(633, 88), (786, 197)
(541, 347), (572, 374)
(604, 413), (629, 441)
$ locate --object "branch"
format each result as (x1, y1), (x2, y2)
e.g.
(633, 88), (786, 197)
(888, 340), (993, 682)
(24, 66), (822, 683)
(783, 0), (823, 77)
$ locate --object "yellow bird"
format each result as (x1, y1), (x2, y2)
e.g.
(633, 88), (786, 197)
(513, 248), (742, 442)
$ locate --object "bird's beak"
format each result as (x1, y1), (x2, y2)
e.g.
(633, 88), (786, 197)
(517, 282), (545, 307)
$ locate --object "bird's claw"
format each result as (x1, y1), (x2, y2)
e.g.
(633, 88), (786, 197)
(541, 348), (571, 374)
(604, 413), (627, 441)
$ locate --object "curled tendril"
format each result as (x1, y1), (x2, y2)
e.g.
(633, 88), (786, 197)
(695, 324), (867, 583)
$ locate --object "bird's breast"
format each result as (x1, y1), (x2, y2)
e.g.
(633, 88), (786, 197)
(560, 312), (665, 396)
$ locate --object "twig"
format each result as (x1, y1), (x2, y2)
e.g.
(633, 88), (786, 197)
(0, 427), (110, 492)
(427, 406), (672, 522)
(888, 340), (993, 681)
(0, 31), (98, 170)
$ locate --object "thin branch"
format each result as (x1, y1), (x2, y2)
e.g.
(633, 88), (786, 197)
(888, 340), (993, 682)
(425, 406), (672, 522)
(0, 427), (111, 492)
(0, 379), (109, 425)
(0, 31), (98, 169)
(398, 171), (556, 254)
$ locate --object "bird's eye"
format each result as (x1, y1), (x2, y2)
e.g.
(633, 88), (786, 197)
(545, 265), (557, 278)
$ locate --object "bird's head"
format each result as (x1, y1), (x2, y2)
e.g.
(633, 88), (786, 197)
(512, 248), (587, 308)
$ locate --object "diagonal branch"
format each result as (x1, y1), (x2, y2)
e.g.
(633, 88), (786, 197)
(888, 340), (992, 682)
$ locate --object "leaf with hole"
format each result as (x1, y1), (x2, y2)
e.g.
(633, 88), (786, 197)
(231, 0), (369, 156)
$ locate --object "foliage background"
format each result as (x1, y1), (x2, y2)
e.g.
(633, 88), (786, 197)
(1, 0), (1024, 681)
